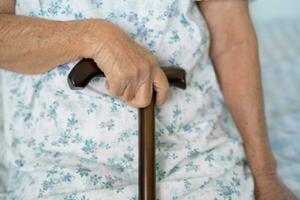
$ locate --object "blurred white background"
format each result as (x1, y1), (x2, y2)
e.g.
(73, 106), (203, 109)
(250, 0), (300, 21)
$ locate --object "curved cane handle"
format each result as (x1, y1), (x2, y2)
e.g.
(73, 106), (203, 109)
(67, 58), (186, 90)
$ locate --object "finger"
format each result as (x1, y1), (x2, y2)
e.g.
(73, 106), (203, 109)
(153, 68), (169, 106)
(121, 81), (137, 102)
(105, 79), (126, 97)
(127, 81), (153, 108)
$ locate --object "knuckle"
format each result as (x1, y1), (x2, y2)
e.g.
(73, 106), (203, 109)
(107, 84), (120, 96)
(140, 97), (152, 108)
(116, 70), (127, 80)
(107, 78), (117, 87)
(122, 92), (134, 102)
(122, 96), (130, 101)
(109, 89), (119, 96)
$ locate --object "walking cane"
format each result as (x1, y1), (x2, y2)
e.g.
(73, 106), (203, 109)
(67, 58), (186, 200)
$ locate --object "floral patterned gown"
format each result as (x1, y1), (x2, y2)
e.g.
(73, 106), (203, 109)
(0, 0), (254, 199)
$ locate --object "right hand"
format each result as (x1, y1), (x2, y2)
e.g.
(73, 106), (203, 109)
(82, 19), (169, 108)
(255, 173), (299, 200)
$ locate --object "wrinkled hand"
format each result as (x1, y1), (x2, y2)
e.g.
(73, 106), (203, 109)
(83, 19), (169, 108)
(255, 173), (299, 200)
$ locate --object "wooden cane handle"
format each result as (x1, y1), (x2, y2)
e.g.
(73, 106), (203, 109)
(67, 58), (186, 90)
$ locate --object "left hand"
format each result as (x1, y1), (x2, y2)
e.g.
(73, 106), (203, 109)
(255, 173), (299, 200)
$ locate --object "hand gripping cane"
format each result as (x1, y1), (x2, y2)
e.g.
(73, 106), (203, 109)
(67, 58), (186, 200)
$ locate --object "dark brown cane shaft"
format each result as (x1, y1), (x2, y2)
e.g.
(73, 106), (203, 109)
(139, 94), (156, 200)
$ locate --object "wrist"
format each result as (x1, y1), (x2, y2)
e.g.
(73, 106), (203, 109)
(241, 129), (278, 177)
(75, 19), (116, 59)
(63, 20), (90, 59)
(62, 19), (104, 60)
(248, 152), (277, 177)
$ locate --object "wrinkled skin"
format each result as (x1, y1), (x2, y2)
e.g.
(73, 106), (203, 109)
(0, 0), (299, 199)
(85, 20), (169, 107)
(0, 2), (169, 108)
(198, 1), (299, 200)
(255, 173), (299, 200)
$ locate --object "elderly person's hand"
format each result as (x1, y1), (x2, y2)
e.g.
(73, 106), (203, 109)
(255, 171), (299, 200)
(82, 20), (169, 108)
